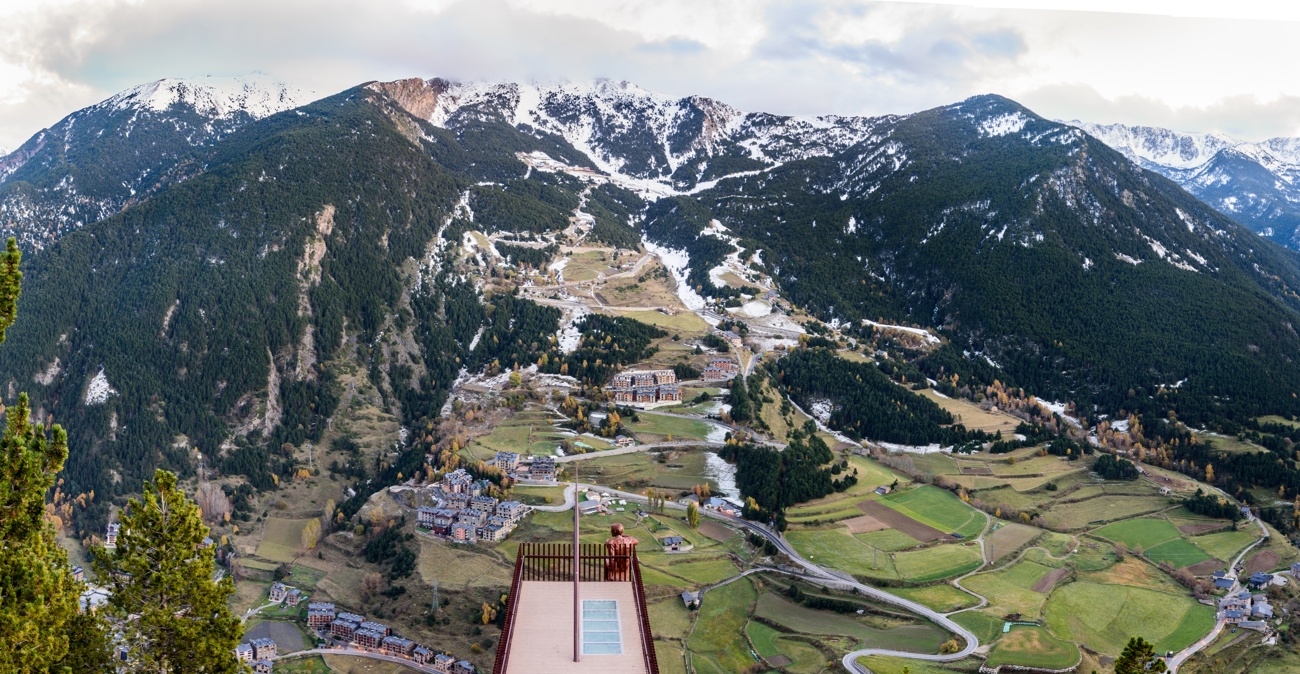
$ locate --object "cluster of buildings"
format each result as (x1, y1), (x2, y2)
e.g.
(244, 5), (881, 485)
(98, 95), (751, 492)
(493, 452), (557, 481)
(1219, 588), (1276, 630)
(701, 358), (739, 381)
(416, 468), (531, 544)
(307, 602), (473, 672)
(234, 638), (277, 673)
(607, 369), (682, 407)
(268, 581), (304, 607)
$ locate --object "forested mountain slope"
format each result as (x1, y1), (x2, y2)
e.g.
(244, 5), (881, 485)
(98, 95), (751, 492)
(641, 96), (1300, 422)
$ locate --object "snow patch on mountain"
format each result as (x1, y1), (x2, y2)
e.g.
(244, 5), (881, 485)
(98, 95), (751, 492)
(643, 240), (706, 310)
(85, 369), (117, 405)
(980, 112), (1029, 137)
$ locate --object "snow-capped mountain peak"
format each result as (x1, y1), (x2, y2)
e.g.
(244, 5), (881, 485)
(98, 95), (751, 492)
(102, 74), (313, 120)
(1069, 119), (1300, 247)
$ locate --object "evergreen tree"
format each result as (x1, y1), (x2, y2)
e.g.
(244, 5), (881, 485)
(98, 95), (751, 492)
(0, 392), (82, 673)
(0, 236), (97, 673)
(1113, 636), (1167, 674)
(93, 469), (243, 673)
(54, 612), (116, 673)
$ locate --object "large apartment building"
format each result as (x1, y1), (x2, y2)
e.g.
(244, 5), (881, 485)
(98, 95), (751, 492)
(606, 369), (681, 408)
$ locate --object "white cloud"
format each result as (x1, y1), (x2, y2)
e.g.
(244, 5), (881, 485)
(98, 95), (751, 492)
(0, 0), (1298, 150)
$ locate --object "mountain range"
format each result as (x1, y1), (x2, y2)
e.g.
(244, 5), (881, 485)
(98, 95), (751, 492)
(1071, 120), (1300, 247)
(0, 74), (311, 251)
(4, 75), (1300, 536)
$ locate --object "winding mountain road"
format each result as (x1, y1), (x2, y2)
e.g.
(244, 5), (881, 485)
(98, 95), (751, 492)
(539, 481), (984, 671)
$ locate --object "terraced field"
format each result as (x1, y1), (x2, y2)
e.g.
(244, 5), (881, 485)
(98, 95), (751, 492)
(1044, 581), (1215, 655)
(986, 625), (1080, 670)
(880, 485), (986, 538)
(963, 558), (1062, 618)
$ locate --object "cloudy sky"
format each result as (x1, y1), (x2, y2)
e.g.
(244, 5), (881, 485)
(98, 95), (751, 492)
(2, 0), (1300, 150)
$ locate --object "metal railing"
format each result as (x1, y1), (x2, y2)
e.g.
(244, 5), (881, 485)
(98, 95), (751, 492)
(492, 543), (659, 674)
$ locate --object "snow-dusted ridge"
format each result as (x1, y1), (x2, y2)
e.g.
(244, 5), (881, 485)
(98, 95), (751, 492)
(390, 77), (888, 197)
(103, 74), (314, 120)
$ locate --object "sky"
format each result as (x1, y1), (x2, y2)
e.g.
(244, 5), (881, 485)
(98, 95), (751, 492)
(2, 0), (1300, 151)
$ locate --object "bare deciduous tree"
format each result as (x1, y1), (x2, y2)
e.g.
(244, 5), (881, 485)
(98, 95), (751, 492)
(195, 482), (232, 524)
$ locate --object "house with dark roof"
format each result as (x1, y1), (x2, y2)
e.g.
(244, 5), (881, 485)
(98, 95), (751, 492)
(1214, 576), (1236, 590)
(1248, 572), (1274, 588)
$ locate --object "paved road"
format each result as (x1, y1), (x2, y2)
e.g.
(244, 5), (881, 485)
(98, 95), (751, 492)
(553, 439), (729, 463)
(1165, 514), (1270, 671)
(275, 647), (435, 672)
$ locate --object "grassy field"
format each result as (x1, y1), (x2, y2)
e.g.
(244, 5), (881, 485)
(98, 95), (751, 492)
(1192, 529), (1258, 562)
(881, 485), (986, 538)
(468, 421), (571, 457)
(510, 485), (566, 505)
(1042, 494), (1170, 530)
(889, 584), (980, 612)
(685, 576), (759, 674)
(857, 656), (978, 674)
(786, 455), (908, 523)
(256, 518), (313, 563)
(1146, 538), (1214, 568)
(918, 390), (1021, 435)
(1094, 517), (1181, 549)
(416, 538), (513, 588)
(788, 528), (895, 578)
(580, 449), (715, 492)
(746, 620), (785, 659)
(985, 523), (1042, 561)
(855, 529), (924, 552)
(753, 592), (947, 652)
(614, 309), (711, 336)
(626, 412), (714, 441)
(274, 655), (332, 674)
(1044, 581), (1216, 655)
(950, 610), (1005, 645)
(962, 559), (1060, 618)
(986, 625), (1080, 669)
(1198, 432), (1270, 454)
(322, 654), (421, 673)
(893, 545), (984, 583)
(645, 557), (740, 586)
(1258, 415), (1300, 428)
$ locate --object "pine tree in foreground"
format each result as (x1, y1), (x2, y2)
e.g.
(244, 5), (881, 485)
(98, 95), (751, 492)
(93, 469), (244, 673)
(1113, 636), (1168, 674)
(0, 236), (111, 673)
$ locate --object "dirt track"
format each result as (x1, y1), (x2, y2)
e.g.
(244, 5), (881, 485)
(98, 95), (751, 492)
(843, 514), (889, 534)
(1031, 567), (1070, 593)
